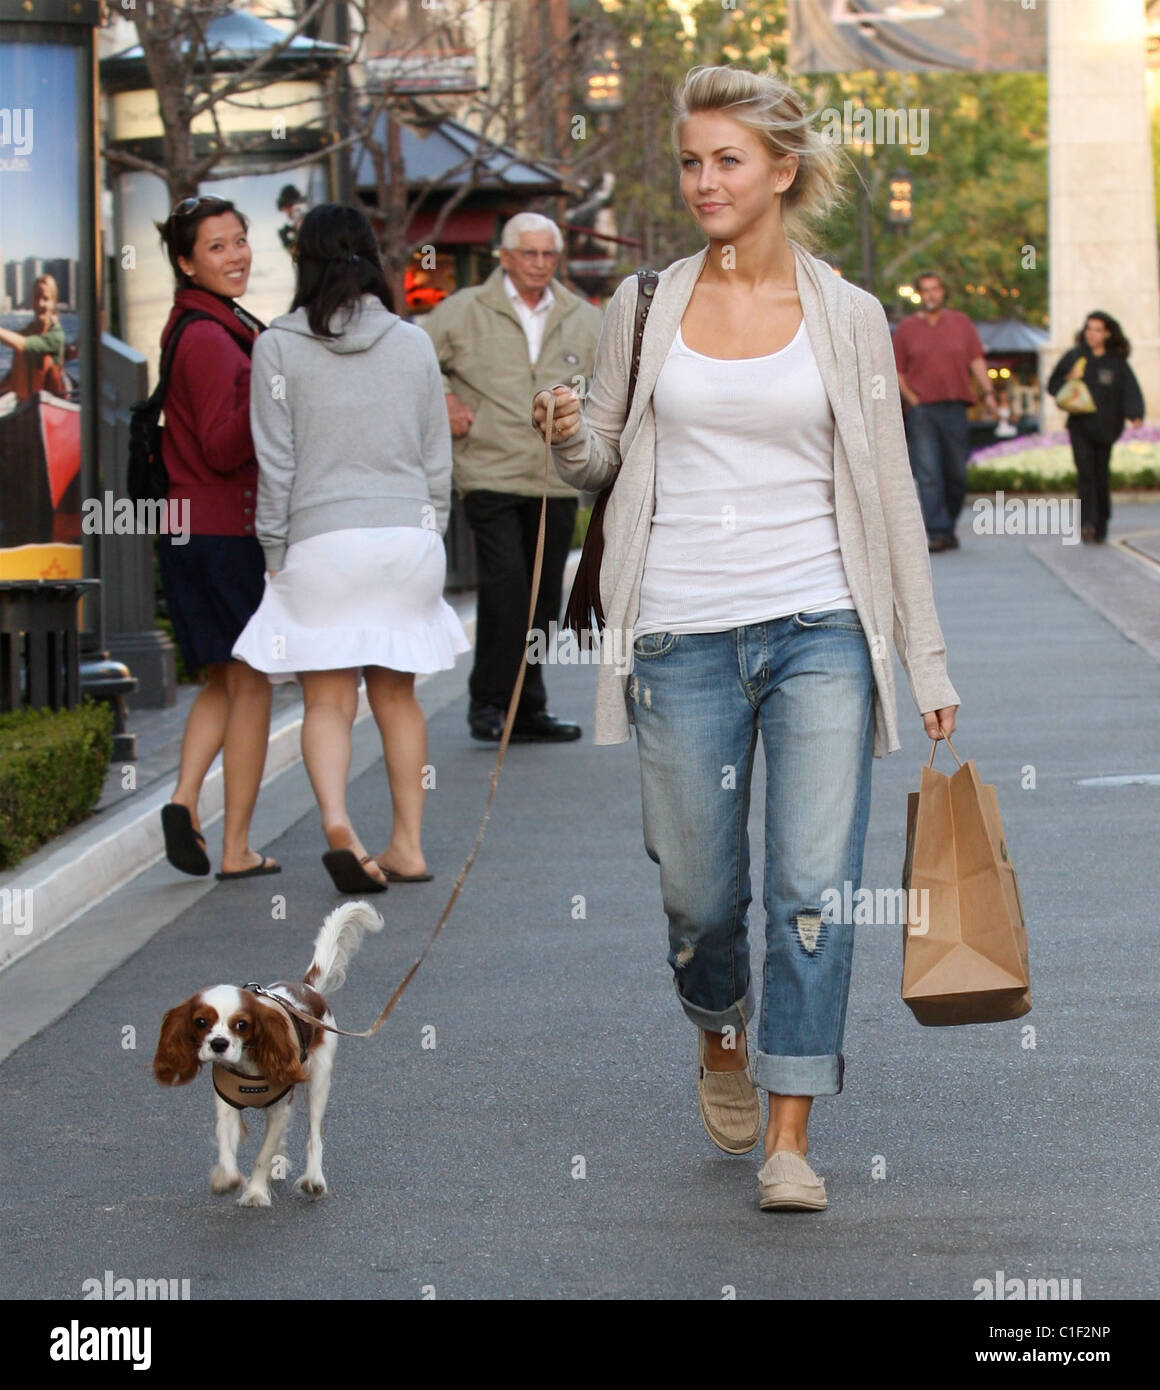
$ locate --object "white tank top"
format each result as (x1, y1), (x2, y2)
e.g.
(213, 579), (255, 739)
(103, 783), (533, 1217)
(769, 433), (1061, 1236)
(634, 318), (854, 637)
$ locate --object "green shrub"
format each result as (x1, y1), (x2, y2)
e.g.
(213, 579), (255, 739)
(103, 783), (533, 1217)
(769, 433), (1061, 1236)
(967, 463), (1160, 493)
(967, 435), (1160, 493)
(0, 701), (114, 869)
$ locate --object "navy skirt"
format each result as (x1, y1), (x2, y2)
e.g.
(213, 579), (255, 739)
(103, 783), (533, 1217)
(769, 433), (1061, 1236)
(158, 533), (267, 672)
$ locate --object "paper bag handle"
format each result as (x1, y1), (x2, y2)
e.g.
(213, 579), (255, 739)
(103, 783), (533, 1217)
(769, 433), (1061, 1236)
(927, 735), (963, 769)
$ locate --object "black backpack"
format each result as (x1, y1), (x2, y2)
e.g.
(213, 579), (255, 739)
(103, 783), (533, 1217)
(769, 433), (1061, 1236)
(127, 311), (215, 505)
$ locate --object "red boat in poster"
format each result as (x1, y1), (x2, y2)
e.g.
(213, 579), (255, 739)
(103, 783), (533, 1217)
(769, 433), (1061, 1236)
(0, 390), (82, 547)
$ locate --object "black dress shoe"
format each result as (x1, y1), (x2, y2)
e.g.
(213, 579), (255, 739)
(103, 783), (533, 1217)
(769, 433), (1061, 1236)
(943, 533), (960, 550)
(468, 704), (506, 741)
(510, 710), (582, 742)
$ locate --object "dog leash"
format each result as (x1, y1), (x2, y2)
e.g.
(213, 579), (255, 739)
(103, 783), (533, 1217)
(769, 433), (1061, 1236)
(256, 394), (561, 1041)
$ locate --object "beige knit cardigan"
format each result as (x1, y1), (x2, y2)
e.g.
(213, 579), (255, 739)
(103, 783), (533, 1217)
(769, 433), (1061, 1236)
(549, 239), (961, 754)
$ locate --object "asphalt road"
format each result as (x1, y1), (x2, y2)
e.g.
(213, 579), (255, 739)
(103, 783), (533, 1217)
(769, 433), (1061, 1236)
(2, 518), (1159, 1301)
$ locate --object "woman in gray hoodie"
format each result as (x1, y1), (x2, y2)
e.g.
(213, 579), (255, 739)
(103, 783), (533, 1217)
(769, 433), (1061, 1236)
(234, 204), (469, 893)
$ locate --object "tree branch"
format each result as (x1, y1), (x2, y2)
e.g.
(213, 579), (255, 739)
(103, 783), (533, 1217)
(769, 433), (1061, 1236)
(188, 0), (338, 119)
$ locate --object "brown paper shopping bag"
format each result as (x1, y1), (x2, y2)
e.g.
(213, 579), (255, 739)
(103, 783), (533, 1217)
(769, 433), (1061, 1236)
(901, 737), (1031, 1026)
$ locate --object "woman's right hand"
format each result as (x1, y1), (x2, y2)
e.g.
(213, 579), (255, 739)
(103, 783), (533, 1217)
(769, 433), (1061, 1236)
(532, 385), (581, 443)
(922, 706), (958, 741)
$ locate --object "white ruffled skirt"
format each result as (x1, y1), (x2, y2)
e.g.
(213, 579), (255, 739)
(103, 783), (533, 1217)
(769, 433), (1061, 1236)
(232, 526), (470, 683)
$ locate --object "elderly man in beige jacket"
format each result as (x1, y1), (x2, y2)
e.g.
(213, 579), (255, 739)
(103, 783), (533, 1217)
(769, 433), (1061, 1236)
(421, 213), (604, 741)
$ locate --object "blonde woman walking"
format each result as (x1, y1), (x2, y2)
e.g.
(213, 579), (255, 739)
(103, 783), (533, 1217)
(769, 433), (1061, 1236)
(534, 65), (960, 1213)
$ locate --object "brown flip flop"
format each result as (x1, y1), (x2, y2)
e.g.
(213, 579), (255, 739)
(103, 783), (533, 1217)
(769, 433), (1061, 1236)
(322, 849), (389, 894)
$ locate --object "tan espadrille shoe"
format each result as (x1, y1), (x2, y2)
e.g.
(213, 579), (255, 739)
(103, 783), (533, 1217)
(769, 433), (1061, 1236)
(697, 1029), (762, 1155)
(757, 1149), (828, 1211)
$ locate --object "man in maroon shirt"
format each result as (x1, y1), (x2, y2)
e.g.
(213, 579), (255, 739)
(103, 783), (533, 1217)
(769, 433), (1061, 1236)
(893, 272), (996, 551)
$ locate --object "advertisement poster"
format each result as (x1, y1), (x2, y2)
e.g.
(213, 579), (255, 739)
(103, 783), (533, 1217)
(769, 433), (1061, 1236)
(788, 0), (1047, 73)
(0, 40), (84, 580)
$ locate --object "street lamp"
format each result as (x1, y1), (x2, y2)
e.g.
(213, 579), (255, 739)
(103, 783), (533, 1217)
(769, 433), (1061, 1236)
(888, 168), (913, 227)
(585, 42), (624, 113)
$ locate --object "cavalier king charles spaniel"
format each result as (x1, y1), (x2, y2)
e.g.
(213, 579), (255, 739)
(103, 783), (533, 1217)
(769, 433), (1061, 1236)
(153, 901), (382, 1206)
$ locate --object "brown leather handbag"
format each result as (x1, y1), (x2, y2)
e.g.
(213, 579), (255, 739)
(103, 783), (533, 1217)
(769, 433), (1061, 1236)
(563, 268), (658, 634)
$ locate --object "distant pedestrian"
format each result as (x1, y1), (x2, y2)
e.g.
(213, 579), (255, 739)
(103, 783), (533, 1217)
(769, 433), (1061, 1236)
(534, 64), (959, 1214)
(1046, 311), (1144, 543)
(993, 384), (1018, 439)
(154, 195), (279, 883)
(421, 213), (603, 744)
(893, 271), (996, 551)
(233, 203), (468, 895)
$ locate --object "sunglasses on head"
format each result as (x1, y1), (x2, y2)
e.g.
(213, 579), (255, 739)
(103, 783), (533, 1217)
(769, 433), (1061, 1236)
(172, 194), (230, 218)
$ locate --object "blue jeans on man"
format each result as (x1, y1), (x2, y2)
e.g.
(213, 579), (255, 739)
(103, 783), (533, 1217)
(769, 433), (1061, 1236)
(904, 400), (970, 542)
(629, 611), (875, 1096)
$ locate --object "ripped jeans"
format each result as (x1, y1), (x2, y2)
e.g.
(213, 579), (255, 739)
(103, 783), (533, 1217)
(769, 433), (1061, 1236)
(629, 613), (875, 1096)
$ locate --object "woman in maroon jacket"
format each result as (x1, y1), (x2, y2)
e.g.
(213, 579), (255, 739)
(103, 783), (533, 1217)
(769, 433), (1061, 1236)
(155, 195), (279, 880)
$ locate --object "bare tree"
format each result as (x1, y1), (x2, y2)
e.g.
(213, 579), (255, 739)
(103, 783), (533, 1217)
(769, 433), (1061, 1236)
(107, 0), (361, 201)
(356, 0), (591, 307)
(106, 1), (594, 305)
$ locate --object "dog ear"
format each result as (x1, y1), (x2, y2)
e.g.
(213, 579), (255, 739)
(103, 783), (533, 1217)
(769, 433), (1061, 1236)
(250, 1001), (309, 1087)
(153, 1003), (202, 1086)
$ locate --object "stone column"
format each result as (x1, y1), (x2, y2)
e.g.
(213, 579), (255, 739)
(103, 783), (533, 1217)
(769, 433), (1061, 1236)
(1040, 0), (1159, 430)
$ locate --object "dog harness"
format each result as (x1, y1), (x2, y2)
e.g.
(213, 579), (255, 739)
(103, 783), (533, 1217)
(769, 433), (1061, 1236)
(211, 986), (314, 1111)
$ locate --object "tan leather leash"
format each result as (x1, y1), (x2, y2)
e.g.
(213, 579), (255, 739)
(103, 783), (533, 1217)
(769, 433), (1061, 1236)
(252, 394), (559, 1041)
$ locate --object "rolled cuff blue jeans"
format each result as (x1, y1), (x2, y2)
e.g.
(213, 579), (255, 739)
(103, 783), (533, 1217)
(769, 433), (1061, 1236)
(629, 613), (874, 1096)
(905, 400), (970, 539)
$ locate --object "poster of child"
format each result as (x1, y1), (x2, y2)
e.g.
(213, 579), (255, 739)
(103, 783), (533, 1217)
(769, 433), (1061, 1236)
(0, 42), (84, 566)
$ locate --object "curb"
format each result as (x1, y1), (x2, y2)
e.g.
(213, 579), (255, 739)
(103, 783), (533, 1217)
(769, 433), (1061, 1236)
(0, 675), (374, 975)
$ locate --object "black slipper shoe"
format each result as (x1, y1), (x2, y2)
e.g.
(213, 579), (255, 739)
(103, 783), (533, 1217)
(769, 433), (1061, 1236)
(322, 849), (389, 894)
(383, 869), (434, 883)
(215, 856), (281, 881)
(161, 803), (211, 877)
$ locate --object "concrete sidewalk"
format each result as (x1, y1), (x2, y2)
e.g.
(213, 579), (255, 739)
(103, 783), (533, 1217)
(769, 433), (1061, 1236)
(1, 502), (1159, 1299)
(3, 502), (1160, 1047)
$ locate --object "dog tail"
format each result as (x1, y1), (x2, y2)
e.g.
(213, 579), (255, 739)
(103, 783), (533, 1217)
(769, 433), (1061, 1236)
(305, 901), (384, 994)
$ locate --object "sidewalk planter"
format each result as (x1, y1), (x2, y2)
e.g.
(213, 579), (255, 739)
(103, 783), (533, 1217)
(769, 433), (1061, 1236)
(0, 701), (113, 868)
(968, 427), (1160, 492)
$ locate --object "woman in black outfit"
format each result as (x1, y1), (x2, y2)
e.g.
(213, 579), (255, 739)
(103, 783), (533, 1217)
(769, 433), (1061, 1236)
(1046, 312), (1144, 543)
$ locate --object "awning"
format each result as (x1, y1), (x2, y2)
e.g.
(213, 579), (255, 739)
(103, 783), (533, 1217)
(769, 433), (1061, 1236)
(353, 113), (562, 192)
(401, 206), (499, 246)
(975, 318), (1049, 354)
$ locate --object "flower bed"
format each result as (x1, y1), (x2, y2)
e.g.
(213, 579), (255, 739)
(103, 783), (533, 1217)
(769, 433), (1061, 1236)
(968, 426), (1160, 492)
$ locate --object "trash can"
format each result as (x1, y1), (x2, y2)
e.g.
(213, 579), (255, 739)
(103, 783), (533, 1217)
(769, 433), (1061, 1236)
(0, 579), (100, 712)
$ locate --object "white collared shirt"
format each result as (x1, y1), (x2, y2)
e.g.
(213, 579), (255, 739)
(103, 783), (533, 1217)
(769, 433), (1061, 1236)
(503, 272), (555, 365)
